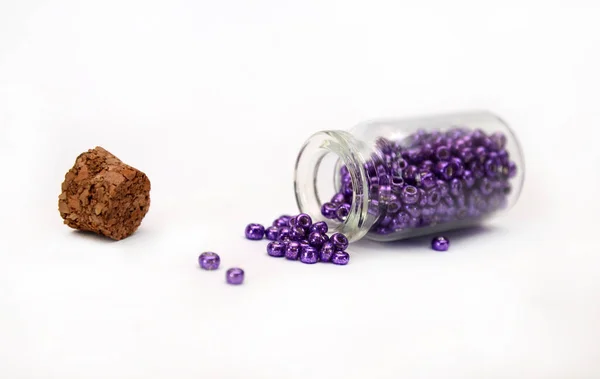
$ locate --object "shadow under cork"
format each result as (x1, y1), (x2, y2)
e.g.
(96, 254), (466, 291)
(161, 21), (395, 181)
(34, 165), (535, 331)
(71, 230), (118, 243)
(349, 225), (503, 254)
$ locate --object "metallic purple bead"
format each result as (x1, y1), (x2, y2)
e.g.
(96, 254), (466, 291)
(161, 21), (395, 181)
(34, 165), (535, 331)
(403, 204), (421, 217)
(462, 170), (475, 188)
(299, 246), (318, 264)
(319, 242), (335, 262)
(418, 188), (428, 207)
(265, 226), (280, 241)
(245, 223), (265, 240)
(420, 160), (434, 171)
(401, 185), (420, 205)
(507, 161), (517, 178)
(289, 226), (306, 241)
(336, 203), (351, 221)
(475, 146), (487, 162)
(396, 158), (408, 170)
(480, 177), (494, 195)
(436, 161), (456, 181)
(422, 206), (436, 217)
(392, 211), (411, 230)
(288, 216), (298, 227)
(295, 213), (312, 229)
(330, 193), (346, 204)
(450, 157), (464, 177)
(435, 145), (451, 161)
(469, 161), (484, 179)
(471, 129), (485, 143)
(330, 233), (349, 251)
(497, 149), (509, 165)
(226, 268), (244, 285)
(273, 218), (288, 227)
(309, 221), (328, 234)
(431, 236), (450, 251)
(419, 171), (436, 189)
(484, 159), (498, 178)
(406, 148), (423, 163)
(198, 252), (220, 270)
(267, 241), (286, 257)
(402, 165), (420, 184)
(459, 147), (475, 163)
(308, 231), (327, 248)
(450, 178), (463, 197)
(437, 180), (449, 197)
(387, 196), (402, 214)
(379, 215), (393, 227)
(331, 251), (350, 265)
(391, 175), (404, 193)
(285, 241), (301, 260)
(277, 227), (291, 241)
(427, 187), (441, 206)
(491, 132), (507, 150)
(321, 202), (338, 219)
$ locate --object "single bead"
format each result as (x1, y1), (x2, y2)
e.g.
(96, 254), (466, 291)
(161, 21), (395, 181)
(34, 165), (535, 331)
(409, 216), (421, 228)
(458, 147), (475, 163)
(396, 158), (409, 170)
(285, 241), (301, 260)
(418, 188), (428, 207)
(427, 187), (441, 206)
(475, 146), (487, 162)
(245, 223), (265, 240)
(331, 251), (350, 265)
(420, 160), (434, 171)
(422, 206), (436, 217)
(497, 149), (509, 165)
(491, 132), (507, 150)
(469, 161), (484, 179)
(402, 165), (420, 184)
(437, 180), (449, 197)
(308, 231), (327, 248)
(401, 185), (420, 205)
(435, 161), (454, 181)
(431, 236), (450, 251)
(330, 193), (346, 204)
(462, 170), (475, 188)
(277, 226), (291, 241)
(267, 241), (286, 257)
(387, 196), (402, 214)
(299, 246), (319, 264)
(403, 204), (421, 217)
(226, 268), (244, 285)
(309, 221), (328, 234)
(265, 226), (280, 241)
(288, 216), (298, 227)
(379, 215), (393, 227)
(435, 145), (451, 161)
(330, 233), (349, 251)
(319, 242), (335, 262)
(471, 129), (485, 143)
(450, 178), (463, 197)
(392, 212), (411, 230)
(419, 171), (436, 189)
(273, 216), (290, 227)
(321, 202), (338, 219)
(294, 213), (312, 229)
(407, 148), (423, 163)
(369, 183), (380, 196)
(484, 159), (498, 178)
(391, 175), (405, 193)
(450, 157), (465, 177)
(341, 181), (353, 196)
(336, 203), (351, 221)
(507, 161), (517, 178)
(289, 226), (306, 241)
(480, 177), (494, 195)
(198, 252), (220, 270)
(421, 144), (434, 158)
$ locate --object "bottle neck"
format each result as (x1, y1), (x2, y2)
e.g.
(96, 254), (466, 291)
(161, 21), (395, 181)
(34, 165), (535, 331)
(294, 130), (382, 242)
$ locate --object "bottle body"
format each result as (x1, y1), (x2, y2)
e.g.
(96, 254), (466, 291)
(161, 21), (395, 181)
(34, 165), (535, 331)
(294, 111), (524, 242)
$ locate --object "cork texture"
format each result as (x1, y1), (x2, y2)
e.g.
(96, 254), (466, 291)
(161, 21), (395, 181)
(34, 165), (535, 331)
(58, 147), (151, 240)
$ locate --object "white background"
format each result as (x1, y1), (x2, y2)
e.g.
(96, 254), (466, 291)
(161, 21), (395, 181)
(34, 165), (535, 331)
(1, 1), (599, 378)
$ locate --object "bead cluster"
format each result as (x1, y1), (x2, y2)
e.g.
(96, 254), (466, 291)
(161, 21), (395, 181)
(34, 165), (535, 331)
(245, 213), (350, 265)
(321, 128), (518, 235)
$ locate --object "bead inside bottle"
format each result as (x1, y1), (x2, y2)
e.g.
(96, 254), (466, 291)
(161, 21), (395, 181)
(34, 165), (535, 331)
(294, 111), (524, 242)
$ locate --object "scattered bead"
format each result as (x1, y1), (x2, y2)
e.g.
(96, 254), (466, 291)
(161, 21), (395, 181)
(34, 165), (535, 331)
(296, 213), (312, 229)
(245, 223), (265, 240)
(330, 233), (349, 251)
(198, 252), (220, 270)
(331, 251), (350, 265)
(431, 236), (450, 251)
(267, 241), (286, 257)
(226, 268), (244, 285)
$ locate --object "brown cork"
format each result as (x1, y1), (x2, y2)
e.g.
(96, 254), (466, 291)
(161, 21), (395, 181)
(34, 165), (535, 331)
(58, 147), (151, 240)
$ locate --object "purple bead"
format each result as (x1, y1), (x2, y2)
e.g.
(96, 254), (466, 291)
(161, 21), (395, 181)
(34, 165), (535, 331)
(484, 159), (498, 178)
(277, 227), (291, 241)
(396, 158), (408, 170)
(321, 202), (338, 219)
(392, 212), (411, 230)
(285, 241), (301, 260)
(419, 171), (436, 189)
(475, 146), (487, 162)
(459, 147), (475, 163)
(391, 175), (404, 193)
(491, 132), (507, 150)
(435, 145), (451, 161)
(402, 165), (419, 185)
(403, 204), (421, 217)
(288, 216), (298, 227)
(435, 161), (455, 181)
(198, 252), (220, 270)
(471, 129), (485, 143)
(418, 188), (428, 207)
(289, 226), (306, 241)
(267, 241), (286, 257)
(295, 213), (312, 228)
(245, 223), (265, 240)
(319, 242), (335, 262)
(450, 157), (465, 177)
(336, 203), (351, 221)
(431, 236), (450, 251)
(308, 231), (327, 248)
(480, 177), (494, 195)
(462, 170), (475, 188)
(497, 149), (509, 165)
(427, 187), (441, 206)
(507, 161), (517, 178)
(401, 185), (420, 205)
(330, 193), (346, 204)
(437, 180), (449, 197)
(309, 221), (328, 234)
(469, 161), (484, 179)
(330, 233), (349, 251)
(420, 160), (434, 171)
(379, 215), (393, 227)
(450, 178), (463, 197)
(265, 226), (280, 241)
(226, 268), (244, 285)
(331, 251), (350, 265)
(422, 206), (436, 217)
(299, 246), (318, 264)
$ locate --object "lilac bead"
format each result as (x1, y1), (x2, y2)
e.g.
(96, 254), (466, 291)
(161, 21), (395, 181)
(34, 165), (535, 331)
(401, 185), (420, 205)
(507, 161), (517, 178)
(299, 246), (318, 264)
(198, 252), (220, 270)
(379, 215), (393, 227)
(245, 223), (265, 240)
(330, 193), (346, 204)
(267, 241), (286, 257)
(309, 221), (328, 234)
(431, 236), (449, 251)
(336, 203), (351, 221)
(330, 233), (349, 251)
(450, 178), (463, 197)
(319, 242), (335, 262)
(437, 180), (449, 197)
(435, 145), (451, 161)
(402, 165), (420, 184)
(422, 206), (436, 217)
(427, 187), (441, 206)
(308, 231), (327, 248)
(321, 202), (338, 219)
(331, 251), (350, 265)
(462, 170), (475, 188)
(285, 241), (301, 260)
(289, 226), (306, 241)
(277, 227), (291, 241)
(435, 161), (454, 181)
(265, 226), (280, 241)
(480, 177), (494, 195)
(226, 268), (244, 285)
(419, 171), (436, 189)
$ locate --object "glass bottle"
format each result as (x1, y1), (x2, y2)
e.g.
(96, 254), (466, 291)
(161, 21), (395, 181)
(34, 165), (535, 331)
(294, 111), (524, 242)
